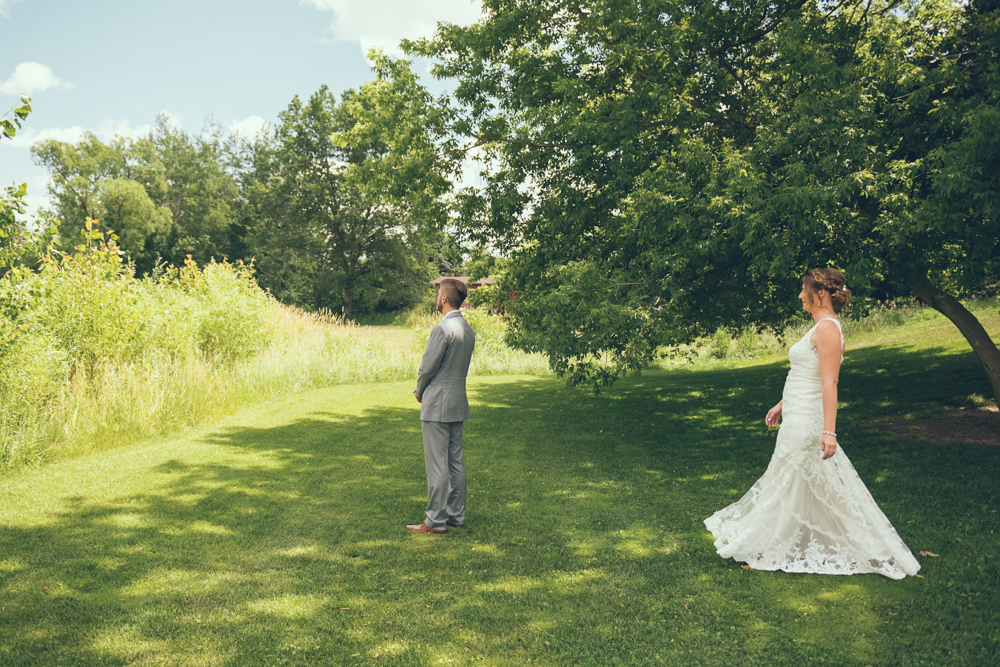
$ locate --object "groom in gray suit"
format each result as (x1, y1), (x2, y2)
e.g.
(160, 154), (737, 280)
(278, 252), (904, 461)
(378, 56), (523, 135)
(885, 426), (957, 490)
(408, 278), (476, 534)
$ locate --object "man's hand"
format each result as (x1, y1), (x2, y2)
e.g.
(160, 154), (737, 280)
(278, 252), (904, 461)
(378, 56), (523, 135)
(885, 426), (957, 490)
(413, 388), (421, 404)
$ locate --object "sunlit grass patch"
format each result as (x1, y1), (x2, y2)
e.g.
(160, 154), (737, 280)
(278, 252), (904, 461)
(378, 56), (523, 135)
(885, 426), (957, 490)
(245, 594), (324, 619)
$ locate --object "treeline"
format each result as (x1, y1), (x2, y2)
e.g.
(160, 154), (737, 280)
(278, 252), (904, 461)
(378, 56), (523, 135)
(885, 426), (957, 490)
(14, 0), (1000, 401)
(0, 56), (468, 469)
(30, 87), (462, 317)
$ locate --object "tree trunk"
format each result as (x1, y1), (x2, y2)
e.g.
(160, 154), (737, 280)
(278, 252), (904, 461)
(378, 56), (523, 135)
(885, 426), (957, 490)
(905, 268), (1000, 406)
(342, 273), (354, 319)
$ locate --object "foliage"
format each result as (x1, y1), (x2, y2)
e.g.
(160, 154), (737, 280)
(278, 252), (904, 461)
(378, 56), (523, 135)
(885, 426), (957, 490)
(227, 129), (320, 307)
(0, 95), (31, 141)
(406, 0), (1000, 394)
(428, 231), (467, 276)
(27, 66), (454, 319)
(233, 81), (442, 317)
(0, 219), (280, 469)
(94, 177), (172, 258)
(333, 52), (459, 228)
(413, 307), (550, 376)
(654, 297), (999, 371)
(0, 182), (59, 273)
(1, 96), (59, 273)
(26, 220), (274, 368)
(31, 114), (237, 274)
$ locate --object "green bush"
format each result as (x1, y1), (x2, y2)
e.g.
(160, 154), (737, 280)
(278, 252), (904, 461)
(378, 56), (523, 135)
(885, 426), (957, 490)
(17, 235), (278, 372)
(184, 259), (278, 360)
(0, 325), (68, 468)
(351, 298), (437, 328)
(0, 223), (281, 470)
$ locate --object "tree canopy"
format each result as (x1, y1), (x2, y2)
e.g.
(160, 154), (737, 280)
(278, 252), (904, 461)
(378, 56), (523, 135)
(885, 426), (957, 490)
(29, 64), (458, 319)
(403, 0), (1000, 398)
(32, 115), (236, 275)
(233, 66), (454, 317)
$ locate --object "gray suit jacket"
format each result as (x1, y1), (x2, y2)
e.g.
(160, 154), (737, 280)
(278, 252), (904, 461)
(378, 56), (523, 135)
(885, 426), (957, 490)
(416, 310), (476, 422)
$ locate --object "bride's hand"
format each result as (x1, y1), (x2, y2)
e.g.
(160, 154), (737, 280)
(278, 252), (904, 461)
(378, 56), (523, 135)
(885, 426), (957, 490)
(765, 402), (782, 427)
(821, 434), (838, 460)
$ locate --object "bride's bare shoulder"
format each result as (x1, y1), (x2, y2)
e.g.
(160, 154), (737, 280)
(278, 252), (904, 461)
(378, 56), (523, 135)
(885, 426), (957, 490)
(810, 319), (842, 348)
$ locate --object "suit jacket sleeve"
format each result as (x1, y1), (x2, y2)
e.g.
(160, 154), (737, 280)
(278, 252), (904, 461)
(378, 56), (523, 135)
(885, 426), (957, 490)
(416, 324), (448, 400)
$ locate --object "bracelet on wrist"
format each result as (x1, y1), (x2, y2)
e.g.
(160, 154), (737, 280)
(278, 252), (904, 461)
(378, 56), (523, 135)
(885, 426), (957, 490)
(822, 430), (837, 438)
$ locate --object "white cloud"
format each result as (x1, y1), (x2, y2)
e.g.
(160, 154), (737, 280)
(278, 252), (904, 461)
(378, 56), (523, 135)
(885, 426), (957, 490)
(96, 118), (155, 141)
(7, 125), (87, 148)
(0, 62), (72, 96)
(302, 0), (482, 56)
(0, 0), (22, 19)
(229, 115), (268, 138)
(8, 119), (156, 149)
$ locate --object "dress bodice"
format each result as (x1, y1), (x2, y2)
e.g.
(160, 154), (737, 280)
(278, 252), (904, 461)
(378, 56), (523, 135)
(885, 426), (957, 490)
(782, 318), (843, 417)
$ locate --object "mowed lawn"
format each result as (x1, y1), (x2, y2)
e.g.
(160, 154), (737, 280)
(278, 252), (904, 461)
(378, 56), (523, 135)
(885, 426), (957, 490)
(1, 321), (998, 666)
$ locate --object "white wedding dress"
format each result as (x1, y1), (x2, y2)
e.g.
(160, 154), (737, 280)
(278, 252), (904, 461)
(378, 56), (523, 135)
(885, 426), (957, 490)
(704, 318), (920, 579)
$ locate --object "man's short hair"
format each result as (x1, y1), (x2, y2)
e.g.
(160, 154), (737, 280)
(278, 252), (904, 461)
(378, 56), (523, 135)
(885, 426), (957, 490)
(439, 278), (469, 309)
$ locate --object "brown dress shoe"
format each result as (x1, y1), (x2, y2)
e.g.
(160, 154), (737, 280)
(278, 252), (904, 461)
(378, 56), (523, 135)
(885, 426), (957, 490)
(406, 522), (447, 534)
(446, 520), (466, 528)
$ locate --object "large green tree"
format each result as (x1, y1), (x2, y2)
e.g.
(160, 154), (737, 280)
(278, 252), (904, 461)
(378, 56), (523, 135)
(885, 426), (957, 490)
(405, 0), (1000, 398)
(228, 128), (319, 307)
(150, 118), (236, 264)
(32, 114), (236, 273)
(236, 67), (453, 317)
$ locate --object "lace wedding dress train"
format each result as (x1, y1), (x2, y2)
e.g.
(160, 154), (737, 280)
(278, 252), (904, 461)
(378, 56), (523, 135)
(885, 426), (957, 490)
(704, 319), (920, 579)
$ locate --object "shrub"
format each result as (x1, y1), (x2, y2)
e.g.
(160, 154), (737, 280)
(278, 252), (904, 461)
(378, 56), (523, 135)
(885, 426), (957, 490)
(0, 222), (282, 470)
(0, 325), (68, 468)
(181, 258), (278, 361)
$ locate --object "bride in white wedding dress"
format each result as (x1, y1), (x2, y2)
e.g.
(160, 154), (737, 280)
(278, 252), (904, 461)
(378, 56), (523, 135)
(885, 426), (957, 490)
(704, 268), (920, 579)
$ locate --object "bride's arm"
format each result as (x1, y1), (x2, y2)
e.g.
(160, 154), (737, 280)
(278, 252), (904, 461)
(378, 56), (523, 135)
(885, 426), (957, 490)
(813, 322), (843, 460)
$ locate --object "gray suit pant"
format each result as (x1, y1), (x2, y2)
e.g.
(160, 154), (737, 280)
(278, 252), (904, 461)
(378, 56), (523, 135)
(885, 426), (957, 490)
(421, 420), (466, 530)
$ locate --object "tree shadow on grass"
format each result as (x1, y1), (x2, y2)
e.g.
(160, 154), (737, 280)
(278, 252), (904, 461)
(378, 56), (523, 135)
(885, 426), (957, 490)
(0, 349), (998, 665)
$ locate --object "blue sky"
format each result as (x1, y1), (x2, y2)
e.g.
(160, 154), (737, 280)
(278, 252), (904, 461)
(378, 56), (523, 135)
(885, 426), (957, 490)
(1, 0), (482, 213)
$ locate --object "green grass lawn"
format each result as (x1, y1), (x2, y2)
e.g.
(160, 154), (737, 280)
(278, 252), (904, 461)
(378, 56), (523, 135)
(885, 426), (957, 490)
(1, 316), (998, 666)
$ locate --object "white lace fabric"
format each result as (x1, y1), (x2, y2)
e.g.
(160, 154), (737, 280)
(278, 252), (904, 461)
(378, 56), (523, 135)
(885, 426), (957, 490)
(704, 319), (921, 579)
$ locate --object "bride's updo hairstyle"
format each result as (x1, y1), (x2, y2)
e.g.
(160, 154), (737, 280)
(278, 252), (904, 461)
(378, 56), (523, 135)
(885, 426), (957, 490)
(802, 268), (851, 311)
